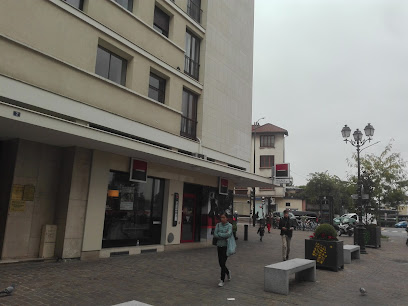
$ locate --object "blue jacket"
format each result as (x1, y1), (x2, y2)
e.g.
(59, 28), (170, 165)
(214, 222), (232, 247)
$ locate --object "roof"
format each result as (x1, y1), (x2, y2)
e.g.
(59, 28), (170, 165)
(252, 123), (288, 135)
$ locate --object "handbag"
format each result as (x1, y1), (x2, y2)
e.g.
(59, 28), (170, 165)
(226, 234), (236, 256)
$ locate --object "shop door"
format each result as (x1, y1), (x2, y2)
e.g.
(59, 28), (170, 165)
(181, 193), (196, 242)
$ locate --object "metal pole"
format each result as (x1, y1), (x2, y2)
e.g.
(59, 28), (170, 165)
(252, 126), (256, 227)
(357, 144), (367, 254)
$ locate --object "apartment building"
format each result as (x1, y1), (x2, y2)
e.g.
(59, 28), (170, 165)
(234, 123), (289, 217)
(0, 0), (269, 260)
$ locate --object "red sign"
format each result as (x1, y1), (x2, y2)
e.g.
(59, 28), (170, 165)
(219, 177), (229, 195)
(275, 163), (290, 178)
(129, 158), (147, 182)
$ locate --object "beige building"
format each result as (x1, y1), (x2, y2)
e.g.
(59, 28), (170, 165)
(0, 0), (269, 260)
(234, 123), (289, 217)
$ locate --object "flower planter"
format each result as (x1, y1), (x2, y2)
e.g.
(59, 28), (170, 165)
(305, 239), (344, 272)
(353, 226), (381, 248)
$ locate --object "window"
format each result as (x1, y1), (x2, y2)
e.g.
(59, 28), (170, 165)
(260, 155), (274, 168)
(114, 0), (133, 11)
(95, 46), (127, 86)
(180, 89), (198, 139)
(63, 0), (84, 10)
(187, 0), (201, 24)
(103, 171), (164, 248)
(184, 31), (200, 80)
(286, 203), (291, 207)
(148, 73), (166, 103)
(153, 6), (170, 37)
(260, 135), (275, 148)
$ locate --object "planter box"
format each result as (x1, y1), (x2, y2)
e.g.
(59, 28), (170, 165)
(353, 226), (381, 248)
(305, 239), (344, 272)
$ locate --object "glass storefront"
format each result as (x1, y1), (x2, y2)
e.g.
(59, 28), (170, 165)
(103, 171), (164, 248)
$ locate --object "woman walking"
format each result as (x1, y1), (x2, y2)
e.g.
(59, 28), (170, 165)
(214, 212), (233, 287)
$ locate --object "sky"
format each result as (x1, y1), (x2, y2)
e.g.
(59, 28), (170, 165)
(252, 0), (408, 186)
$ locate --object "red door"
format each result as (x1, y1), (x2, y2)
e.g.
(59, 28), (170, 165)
(181, 194), (196, 243)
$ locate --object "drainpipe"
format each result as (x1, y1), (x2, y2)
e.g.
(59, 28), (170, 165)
(196, 137), (202, 155)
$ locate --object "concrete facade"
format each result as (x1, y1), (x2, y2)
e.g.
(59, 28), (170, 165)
(0, 0), (270, 260)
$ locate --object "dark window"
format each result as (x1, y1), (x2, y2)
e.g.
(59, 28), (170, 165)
(260, 155), (274, 168)
(184, 31), (200, 80)
(180, 89), (198, 139)
(63, 0), (84, 10)
(153, 6), (170, 37)
(187, 0), (201, 23)
(148, 73), (166, 103)
(114, 0), (133, 11)
(95, 46), (127, 86)
(260, 135), (275, 147)
(103, 171), (164, 248)
(286, 203), (291, 207)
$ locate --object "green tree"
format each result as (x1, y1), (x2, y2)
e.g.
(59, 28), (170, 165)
(348, 142), (408, 211)
(302, 172), (354, 215)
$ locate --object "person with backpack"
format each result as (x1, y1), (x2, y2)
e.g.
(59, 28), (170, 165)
(214, 212), (233, 287)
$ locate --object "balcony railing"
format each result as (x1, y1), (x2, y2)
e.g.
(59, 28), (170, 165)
(187, 0), (202, 24)
(184, 55), (200, 80)
(180, 115), (197, 140)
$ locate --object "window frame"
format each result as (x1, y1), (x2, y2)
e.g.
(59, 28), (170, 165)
(95, 45), (127, 86)
(260, 155), (274, 169)
(180, 88), (198, 140)
(184, 30), (200, 80)
(63, 0), (84, 10)
(153, 6), (170, 38)
(260, 135), (275, 148)
(114, 0), (133, 12)
(148, 72), (166, 104)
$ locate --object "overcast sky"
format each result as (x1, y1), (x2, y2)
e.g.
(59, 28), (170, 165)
(253, 0), (408, 186)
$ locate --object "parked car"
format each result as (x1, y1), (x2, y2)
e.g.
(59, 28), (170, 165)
(395, 221), (408, 228)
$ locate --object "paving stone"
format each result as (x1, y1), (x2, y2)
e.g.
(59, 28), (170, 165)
(0, 223), (407, 305)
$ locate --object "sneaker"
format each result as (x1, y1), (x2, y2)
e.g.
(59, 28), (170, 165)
(283, 258), (286, 261)
(227, 272), (231, 281)
(218, 280), (224, 287)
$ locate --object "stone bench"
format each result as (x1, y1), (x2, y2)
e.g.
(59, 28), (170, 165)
(343, 244), (360, 264)
(264, 258), (316, 295)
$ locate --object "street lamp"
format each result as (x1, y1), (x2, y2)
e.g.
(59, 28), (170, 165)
(252, 117), (265, 226)
(341, 123), (375, 254)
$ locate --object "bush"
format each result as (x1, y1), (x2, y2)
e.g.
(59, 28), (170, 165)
(310, 223), (338, 241)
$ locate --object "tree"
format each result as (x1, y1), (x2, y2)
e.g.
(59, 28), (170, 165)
(302, 172), (354, 215)
(348, 141), (408, 211)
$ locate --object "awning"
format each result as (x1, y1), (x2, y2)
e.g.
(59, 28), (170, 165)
(0, 100), (271, 187)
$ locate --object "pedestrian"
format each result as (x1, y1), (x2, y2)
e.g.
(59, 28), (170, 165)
(257, 221), (265, 241)
(214, 212), (232, 287)
(279, 210), (295, 261)
(266, 214), (272, 233)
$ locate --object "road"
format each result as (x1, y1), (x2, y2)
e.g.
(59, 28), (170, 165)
(381, 227), (407, 238)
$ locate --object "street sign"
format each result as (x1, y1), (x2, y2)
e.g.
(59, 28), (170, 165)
(351, 194), (369, 200)
(273, 178), (291, 184)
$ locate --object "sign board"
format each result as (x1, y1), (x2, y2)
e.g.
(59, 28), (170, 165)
(10, 200), (25, 212)
(173, 193), (179, 226)
(23, 185), (35, 201)
(273, 178), (291, 184)
(274, 163), (290, 178)
(351, 194), (369, 200)
(129, 158), (147, 183)
(11, 185), (24, 201)
(219, 177), (229, 195)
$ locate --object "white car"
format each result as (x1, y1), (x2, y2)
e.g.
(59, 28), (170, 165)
(341, 213), (377, 224)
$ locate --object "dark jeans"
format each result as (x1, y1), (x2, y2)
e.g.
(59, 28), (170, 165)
(217, 246), (229, 281)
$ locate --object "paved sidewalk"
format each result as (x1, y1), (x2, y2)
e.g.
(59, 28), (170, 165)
(0, 223), (407, 306)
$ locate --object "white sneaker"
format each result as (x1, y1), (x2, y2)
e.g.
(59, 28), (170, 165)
(227, 272), (231, 281)
(218, 280), (224, 287)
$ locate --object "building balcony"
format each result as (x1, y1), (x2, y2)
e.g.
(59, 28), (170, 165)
(184, 55), (200, 80)
(180, 115), (197, 140)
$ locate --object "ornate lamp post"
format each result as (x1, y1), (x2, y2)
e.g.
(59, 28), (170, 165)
(341, 123), (375, 254)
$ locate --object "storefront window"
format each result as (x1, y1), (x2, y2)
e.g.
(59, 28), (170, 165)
(103, 171), (164, 248)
